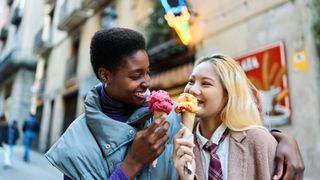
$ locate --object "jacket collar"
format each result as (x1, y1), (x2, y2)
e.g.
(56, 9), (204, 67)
(84, 84), (152, 158)
(229, 130), (246, 143)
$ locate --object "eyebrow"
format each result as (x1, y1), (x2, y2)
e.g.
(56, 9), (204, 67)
(190, 75), (217, 82)
(202, 77), (216, 82)
(130, 68), (149, 74)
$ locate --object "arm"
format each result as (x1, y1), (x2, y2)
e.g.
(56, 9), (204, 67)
(271, 131), (305, 180)
(121, 115), (170, 179)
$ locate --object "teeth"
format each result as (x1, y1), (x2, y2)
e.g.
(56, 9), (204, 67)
(136, 92), (146, 97)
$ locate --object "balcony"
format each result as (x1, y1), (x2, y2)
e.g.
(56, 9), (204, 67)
(58, 0), (93, 31)
(45, 0), (57, 4)
(6, 0), (13, 6)
(64, 56), (78, 81)
(0, 51), (37, 83)
(33, 27), (52, 56)
(11, 7), (23, 26)
(0, 27), (8, 42)
(82, 0), (111, 10)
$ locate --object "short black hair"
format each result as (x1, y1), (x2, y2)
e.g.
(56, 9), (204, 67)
(90, 27), (146, 79)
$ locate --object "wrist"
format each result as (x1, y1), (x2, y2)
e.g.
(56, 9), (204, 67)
(121, 154), (144, 179)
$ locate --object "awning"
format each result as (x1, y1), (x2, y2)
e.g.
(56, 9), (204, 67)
(150, 63), (193, 89)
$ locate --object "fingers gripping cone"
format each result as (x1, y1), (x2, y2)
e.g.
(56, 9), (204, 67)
(153, 111), (167, 126)
(147, 90), (173, 168)
(181, 112), (196, 131)
(151, 111), (168, 167)
(181, 112), (195, 175)
(175, 93), (201, 175)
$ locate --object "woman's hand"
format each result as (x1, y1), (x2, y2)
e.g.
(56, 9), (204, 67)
(271, 131), (305, 180)
(121, 115), (170, 179)
(172, 127), (196, 180)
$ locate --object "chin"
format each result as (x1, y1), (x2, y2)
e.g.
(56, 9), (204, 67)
(132, 100), (144, 106)
(196, 112), (204, 119)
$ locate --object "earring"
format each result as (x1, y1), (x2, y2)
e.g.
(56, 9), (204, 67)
(104, 82), (107, 88)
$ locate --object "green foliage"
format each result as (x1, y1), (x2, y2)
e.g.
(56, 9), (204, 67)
(291, 0), (320, 51)
(310, 0), (320, 47)
(145, 1), (171, 49)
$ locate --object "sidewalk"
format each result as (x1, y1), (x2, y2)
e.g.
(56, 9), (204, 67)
(0, 145), (62, 180)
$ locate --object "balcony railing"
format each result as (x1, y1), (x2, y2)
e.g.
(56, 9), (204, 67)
(148, 39), (186, 63)
(6, 0), (13, 6)
(64, 56), (78, 81)
(57, 0), (93, 31)
(33, 27), (52, 55)
(0, 27), (8, 42)
(45, 0), (57, 4)
(82, 0), (111, 10)
(11, 7), (23, 26)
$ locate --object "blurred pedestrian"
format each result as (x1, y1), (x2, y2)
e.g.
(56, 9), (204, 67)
(22, 113), (39, 162)
(3, 120), (19, 169)
(0, 114), (8, 147)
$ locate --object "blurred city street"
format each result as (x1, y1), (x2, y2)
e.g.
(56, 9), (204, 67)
(0, 146), (61, 180)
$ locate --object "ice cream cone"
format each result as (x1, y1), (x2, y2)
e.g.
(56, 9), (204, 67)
(153, 111), (167, 126)
(181, 112), (195, 131)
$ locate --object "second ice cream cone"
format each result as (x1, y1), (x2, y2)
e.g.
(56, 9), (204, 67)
(153, 111), (166, 125)
(181, 112), (195, 131)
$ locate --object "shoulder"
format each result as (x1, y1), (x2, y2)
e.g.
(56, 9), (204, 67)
(45, 114), (104, 178)
(245, 127), (274, 140)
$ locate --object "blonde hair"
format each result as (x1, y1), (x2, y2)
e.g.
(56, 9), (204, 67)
(195, 53), (263, 131)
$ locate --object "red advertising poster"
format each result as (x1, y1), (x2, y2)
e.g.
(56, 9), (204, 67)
(234, 41), (290, 126)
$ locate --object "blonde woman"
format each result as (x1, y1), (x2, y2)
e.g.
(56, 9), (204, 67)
(172, 53), (278, 180)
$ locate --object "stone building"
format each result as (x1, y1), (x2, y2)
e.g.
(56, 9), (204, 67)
(0, 0), (43, 127)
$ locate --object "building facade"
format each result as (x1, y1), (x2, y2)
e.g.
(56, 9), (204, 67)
(0, 0), (43, 128)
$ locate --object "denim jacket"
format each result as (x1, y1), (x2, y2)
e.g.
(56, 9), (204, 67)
(45, 84), (181, 179)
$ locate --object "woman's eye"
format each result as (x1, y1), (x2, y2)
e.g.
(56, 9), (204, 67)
(130, 74), (141, 80)
(187, 80), (194, 85)
(202, 82), (212, 86)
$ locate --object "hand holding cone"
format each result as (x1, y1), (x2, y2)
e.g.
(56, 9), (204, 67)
(174, 93), (201, 175)
(147, 90), (173, 167)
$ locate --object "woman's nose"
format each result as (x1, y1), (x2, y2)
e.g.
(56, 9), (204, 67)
(188, 85), (200, 96)
(141, 76), (150, 88)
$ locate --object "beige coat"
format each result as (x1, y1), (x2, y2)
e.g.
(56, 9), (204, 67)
(194, 128), (277, 180)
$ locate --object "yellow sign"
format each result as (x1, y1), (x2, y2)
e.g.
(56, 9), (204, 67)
(292, 49), (308, 73)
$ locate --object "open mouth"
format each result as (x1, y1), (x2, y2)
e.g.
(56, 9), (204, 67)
(135, 91), (146, 99)
(197, 100), (204, 106)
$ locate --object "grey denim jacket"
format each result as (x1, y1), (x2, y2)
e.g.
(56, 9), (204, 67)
(45, 84), (180, 179)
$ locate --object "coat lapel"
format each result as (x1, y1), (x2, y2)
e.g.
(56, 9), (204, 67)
(194, 139), (206, 180)
(228, 130), (247, 180)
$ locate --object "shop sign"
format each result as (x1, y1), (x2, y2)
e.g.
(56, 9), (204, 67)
(234, 41), (291, 126)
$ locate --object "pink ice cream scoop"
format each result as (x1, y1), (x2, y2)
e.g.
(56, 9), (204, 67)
(147, 90), (173, 115)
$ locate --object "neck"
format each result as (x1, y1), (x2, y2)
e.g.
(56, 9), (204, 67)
(199, 116), (222, 139)
(99, 85), (138, 122)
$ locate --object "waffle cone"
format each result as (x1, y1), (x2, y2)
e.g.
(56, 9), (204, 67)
(181, 112), (196, 131)
(153, 111), (166, 125)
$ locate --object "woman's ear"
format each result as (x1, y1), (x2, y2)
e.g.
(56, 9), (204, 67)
(98, 68), (110, 83)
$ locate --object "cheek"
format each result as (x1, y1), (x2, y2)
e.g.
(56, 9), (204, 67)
(127, 81), (142, 91)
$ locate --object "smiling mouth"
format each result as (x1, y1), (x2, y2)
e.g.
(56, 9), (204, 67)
(135, 91), (146, 99)
(198, 100), (204, 106)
